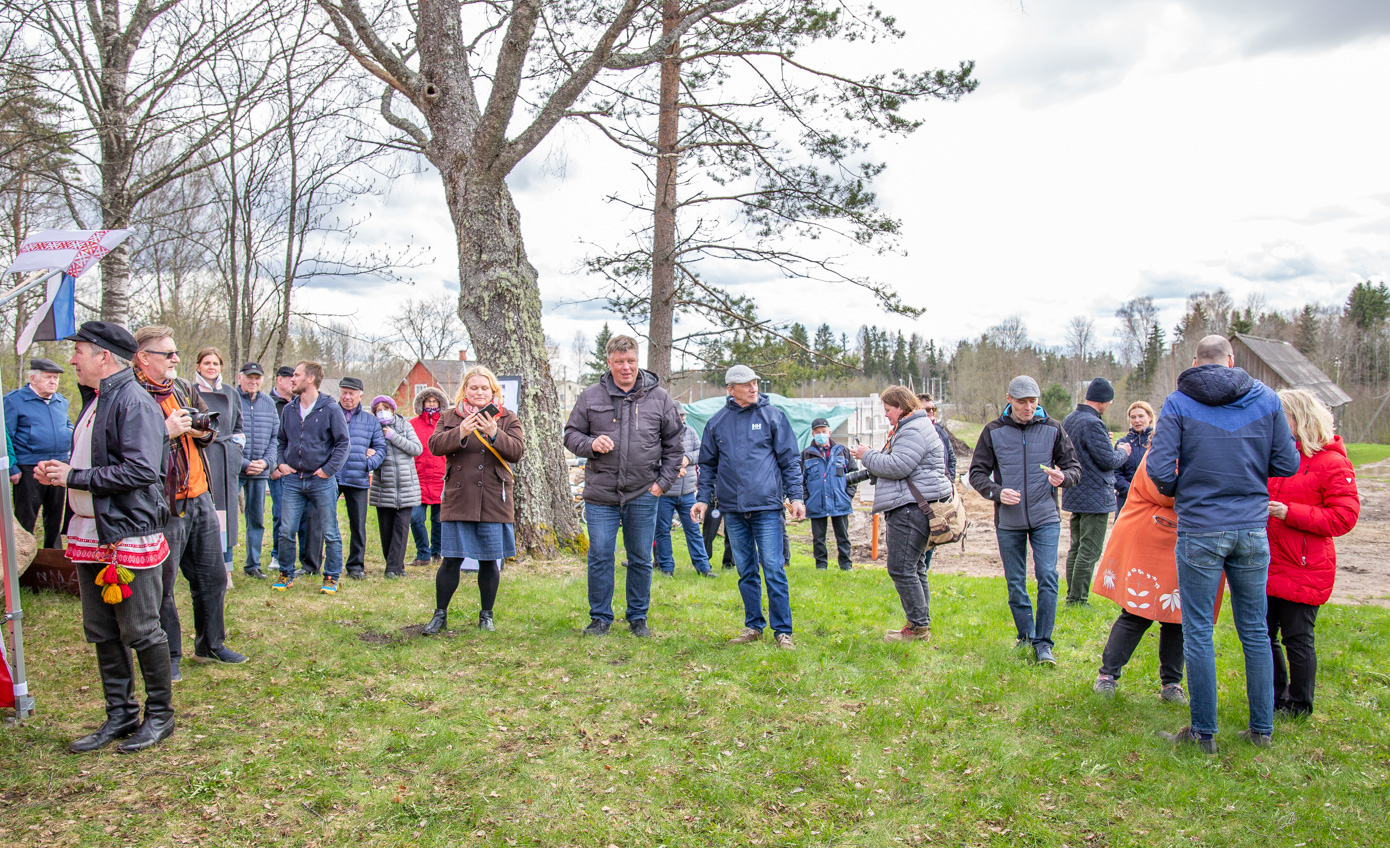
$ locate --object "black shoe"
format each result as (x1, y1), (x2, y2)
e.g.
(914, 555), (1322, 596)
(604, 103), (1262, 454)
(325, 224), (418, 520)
(385, 571), (400, 580)
(839, 564), (853, 571)
(629, 619), (652, 638)
(244, 568), (267, 580)
(295, 567), (318, 578)
(170, 658), (182, 683)
(583, 619), (611, 636)
(699, 570), (718, 579)
(69, 642), (140, 753)
(422, 609), (448, 636)
(194, 646), (247, 664)
(1157, 726), (1217, 755)
(815, 563), (828, 570)
(657, 571), (674, 578)
(117, 645), (175, 753)
(346, 569), (365, 581)
(478, 611), (495, 632)
(722, 562), (736, 570)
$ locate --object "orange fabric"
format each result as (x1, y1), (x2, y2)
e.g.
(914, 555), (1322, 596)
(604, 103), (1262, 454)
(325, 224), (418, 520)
(156, 393), (208, 499)
(1092, 452), (1223, 624)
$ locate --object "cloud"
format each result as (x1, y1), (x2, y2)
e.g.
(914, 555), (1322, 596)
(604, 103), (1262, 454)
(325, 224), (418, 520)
(1221, 0), (1390, 55)
(1226, 242), (1326, 282)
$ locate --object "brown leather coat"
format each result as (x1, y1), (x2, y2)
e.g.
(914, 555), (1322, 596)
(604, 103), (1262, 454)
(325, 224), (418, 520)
(428, 406), (524, 523)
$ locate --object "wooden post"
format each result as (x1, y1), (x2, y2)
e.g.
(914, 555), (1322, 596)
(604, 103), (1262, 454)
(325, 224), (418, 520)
(871, 514), (880, 560)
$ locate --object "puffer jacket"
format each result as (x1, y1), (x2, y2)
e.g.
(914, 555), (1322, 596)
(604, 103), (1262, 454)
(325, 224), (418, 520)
(800, 441), (858, 518)
(1114, 426), (1152, 505)
(969, 404), (1081, 530)
(237, 386), (279, 479)
(862, 410), (953, 514)
(1061, 404), (1128, 514)
(564, 369), (684, 505)
(661, 423), (701, 498)
(696, 393), (804, 512)
(410, 387), (450, 505)
(1148, 365), (1300, 533)
(370, 412), (423, 508)
(336, 401), (386, 489)
(1266, 436), (1360, 606)
(4, 384), (72, 465)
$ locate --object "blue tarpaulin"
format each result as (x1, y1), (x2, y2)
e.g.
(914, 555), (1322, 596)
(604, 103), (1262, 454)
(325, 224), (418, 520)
(681, 393), (855, 451)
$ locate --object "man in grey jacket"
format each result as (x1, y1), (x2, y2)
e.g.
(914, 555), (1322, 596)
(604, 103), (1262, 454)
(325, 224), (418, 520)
(1060, 378), (1130, 606)
(564, 334), (684, 637)
(969, 375), (1081, 666)
(654, 403), (715, 578)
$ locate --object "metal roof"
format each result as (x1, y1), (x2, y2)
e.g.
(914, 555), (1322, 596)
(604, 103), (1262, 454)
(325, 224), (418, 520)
(1232, 333), (1352, 408)
(416, 358), (477, 399)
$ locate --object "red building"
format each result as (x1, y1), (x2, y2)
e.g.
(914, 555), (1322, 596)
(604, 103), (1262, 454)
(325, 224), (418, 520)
(393, 351), (476, 409)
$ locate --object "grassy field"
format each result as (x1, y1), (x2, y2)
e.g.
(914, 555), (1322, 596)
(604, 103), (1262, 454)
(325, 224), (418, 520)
(4, 517), (1389, 847)
(1344, 442), (1390, 469)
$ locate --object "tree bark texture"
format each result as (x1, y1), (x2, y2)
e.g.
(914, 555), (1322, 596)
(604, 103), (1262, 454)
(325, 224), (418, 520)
(647, 0), (682, 382)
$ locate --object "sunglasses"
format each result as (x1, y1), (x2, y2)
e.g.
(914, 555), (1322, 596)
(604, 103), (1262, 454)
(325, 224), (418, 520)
(142, 349), (178, 359)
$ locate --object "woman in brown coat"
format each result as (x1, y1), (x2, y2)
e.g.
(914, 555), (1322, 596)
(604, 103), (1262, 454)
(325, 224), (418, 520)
(421, 366), (524, 634)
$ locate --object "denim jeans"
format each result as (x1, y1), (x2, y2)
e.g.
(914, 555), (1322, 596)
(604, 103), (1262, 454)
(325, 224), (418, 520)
(1177, 529), (1273, 737)
(585, 493), (658, 623)
(724, 509), (793, 635)
(996, 522), (1061, 648)
(411, 502), (442, 560)
(654, 492), (711, 574)
(268, 475), (282, 561)
(277, 474), (344, 578)
(240, 476), (268, 572)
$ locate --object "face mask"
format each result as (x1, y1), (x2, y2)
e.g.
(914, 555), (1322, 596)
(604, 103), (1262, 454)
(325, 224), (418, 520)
(376, 409), (394, 424)
(812, 433), (829, 446)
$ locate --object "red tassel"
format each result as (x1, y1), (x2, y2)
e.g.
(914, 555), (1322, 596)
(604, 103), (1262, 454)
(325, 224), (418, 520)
(101, 564), (119, 585)
(120, 584), (133, 600)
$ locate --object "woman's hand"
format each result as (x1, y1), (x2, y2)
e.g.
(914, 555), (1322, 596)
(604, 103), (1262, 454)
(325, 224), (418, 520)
(467, 410), (499, 439)
(1268, 500), (1289, 520)
(849, 442), (870, 460)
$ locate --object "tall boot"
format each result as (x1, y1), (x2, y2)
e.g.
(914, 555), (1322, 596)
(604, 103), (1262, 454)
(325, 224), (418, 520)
(69, 642), (140, 753)
(117, 644), (176, 753)
(422, 609), (447, 636)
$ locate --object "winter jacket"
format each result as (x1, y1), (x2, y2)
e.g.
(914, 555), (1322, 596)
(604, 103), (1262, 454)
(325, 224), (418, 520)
(410, 387), (451, 505)
(1266, 436), (1360, 606)
(277, 392), (351, 479)
(4, 384), (72, 466)
(336, 402), (387, 489)
(661, 423), (701, 498)
(1061, 404), (1128, 514)
(800, 441), (858, 519)
(66, 368), (170, 545)
(935, 421), (957, 481)
(369, 412), (423, 509)
(1113, 426), (1152, 505)
(194, 378), (244, 543)
(969, 405), (1081, 531)
(429, 406), (524, 524)
(564, 369), (684, 506)
(1147, 365), (1300, 533)
(237, 387), (279, 479)
(862, 410), (954, 515)
(696, 394), (804, 513)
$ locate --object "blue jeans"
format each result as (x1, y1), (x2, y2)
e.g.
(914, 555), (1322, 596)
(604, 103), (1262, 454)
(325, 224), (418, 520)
(277, 475), (344, 578)
(411, 503), (442, 560)
(724, 509), (793, 635)
(1177, 529), (1274, 737)
(654, 492), (711, 574)
(585, 493), (658, 623)
(240, 476), (268, 571)
(996, 523), (1061, 648)
(268, 475), (283, 561)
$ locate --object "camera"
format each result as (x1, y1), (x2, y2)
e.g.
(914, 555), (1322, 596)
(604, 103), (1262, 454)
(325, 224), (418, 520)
(845, 468), (876, 486)
(181, 407), (219, 432)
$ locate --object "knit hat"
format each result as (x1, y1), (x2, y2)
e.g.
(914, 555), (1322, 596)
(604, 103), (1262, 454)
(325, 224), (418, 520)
(1007, 375), (1040, 400)
(371, 394), (396, 411)
(1085, 377), (1115, 403)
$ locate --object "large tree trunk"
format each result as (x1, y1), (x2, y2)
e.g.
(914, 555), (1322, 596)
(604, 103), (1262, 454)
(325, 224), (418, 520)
(646, 0), (682, 382)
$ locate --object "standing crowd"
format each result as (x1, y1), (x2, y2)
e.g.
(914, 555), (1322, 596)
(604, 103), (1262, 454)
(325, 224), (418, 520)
(9, 326), (1359, 755)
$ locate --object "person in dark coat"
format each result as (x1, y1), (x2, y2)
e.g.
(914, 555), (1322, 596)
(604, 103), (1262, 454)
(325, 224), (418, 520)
(800, 416), (857, 571)
(267, 365), (301, 568)
(917, 393), (955, 575)
(1060, 378), (1131, 606)
(1113, 401), (1154, 514)
(192, 348), (244, 587)
(421, 366), (524, 634)
(274, 361), (350, 594)
(654, 403), (715, 577)
(237, 362), (278, 579)
(5, 358), (73, 547)
(334, 376), (385, 580)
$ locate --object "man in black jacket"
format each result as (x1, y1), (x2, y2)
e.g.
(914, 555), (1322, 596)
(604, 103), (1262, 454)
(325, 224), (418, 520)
(37, 321), (176, 753)
(1060, 378), (1130, 606)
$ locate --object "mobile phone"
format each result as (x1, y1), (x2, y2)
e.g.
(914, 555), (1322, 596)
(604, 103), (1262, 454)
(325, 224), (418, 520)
(481, 402), (500, 418)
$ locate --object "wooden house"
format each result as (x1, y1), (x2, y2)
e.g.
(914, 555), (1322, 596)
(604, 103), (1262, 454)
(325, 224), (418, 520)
(1231, 333), (1352, 421)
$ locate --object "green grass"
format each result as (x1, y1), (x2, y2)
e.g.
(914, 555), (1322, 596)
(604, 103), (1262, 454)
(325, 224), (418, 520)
(4, 517), (1390, 847)
(1343, 442), (1390, 468)
(945, 420), (982, 449)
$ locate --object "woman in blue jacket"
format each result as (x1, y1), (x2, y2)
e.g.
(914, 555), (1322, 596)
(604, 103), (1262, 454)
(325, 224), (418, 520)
(1113, 401), (1154, 514)
(800, 417), (858, 570)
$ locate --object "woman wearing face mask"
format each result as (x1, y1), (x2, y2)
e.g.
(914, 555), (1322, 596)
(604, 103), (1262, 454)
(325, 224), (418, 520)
(369, 395), (423, 579)
(409, 388), (450, 566)
(1113, 401), (1155, 514)
(192, 347), (244, 588)
(422, 366), (524, 634)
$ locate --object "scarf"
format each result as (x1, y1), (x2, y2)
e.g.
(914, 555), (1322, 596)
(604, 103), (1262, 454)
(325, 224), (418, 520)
(195, 373), (223, 392)
(422, 408), (441, 424)
(136, 368), (191, 509)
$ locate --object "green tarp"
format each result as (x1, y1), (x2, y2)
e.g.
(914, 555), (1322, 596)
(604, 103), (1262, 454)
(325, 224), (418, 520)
(681, 393), (855, 451)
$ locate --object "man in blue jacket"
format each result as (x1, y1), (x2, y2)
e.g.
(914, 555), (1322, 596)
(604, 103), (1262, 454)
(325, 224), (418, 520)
(5, 358), (72, 547)
(273, 361), (351, 594)
(1148, 335), (1300, 753)
(334, 376), (385, 580)
(692, 365), (805, 650)
(237, 362), (278, 579)
(800, 417), (857, 571)
(1060, 378), (1131, 606)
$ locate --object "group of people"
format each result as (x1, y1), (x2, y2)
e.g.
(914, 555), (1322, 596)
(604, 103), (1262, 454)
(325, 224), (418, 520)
(17, 322), (1359, 755)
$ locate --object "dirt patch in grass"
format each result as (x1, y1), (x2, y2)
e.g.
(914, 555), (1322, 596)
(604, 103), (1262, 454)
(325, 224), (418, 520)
(357, 630), (400, 645)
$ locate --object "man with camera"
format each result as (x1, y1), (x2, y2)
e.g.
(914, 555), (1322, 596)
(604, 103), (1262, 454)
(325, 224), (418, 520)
(133, 326), (247, 676)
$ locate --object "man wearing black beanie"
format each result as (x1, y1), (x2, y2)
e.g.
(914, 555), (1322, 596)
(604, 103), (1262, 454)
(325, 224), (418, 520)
(1060, 378), (1131, 606)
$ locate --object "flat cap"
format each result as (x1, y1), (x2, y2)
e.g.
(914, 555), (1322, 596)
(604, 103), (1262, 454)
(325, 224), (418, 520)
(725, 364), (759, 385)
(275, 365), (295, 378)
(29, 358), (64, 374)
(239, 362), (264, 376)
(338, 376), (364, 392)
(1007, 375), (1040, 400)
(64, 321), (137, 361)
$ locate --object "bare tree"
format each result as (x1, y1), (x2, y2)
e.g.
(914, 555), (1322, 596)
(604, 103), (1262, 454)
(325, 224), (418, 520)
(389, 294), (468, 361)
(1115, 296), (1158, 366)
(989, 315), (1030, 353)
(1064, 316), (1096, 362)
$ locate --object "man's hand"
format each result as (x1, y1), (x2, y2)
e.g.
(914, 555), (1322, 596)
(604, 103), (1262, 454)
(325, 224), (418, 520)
(8, 473), (18, 485)
(276, 463), (295, 478)
(677, 456), (689, 478)
(691, 502), (708, 523)
(591, 434), (615, 454)
(365, 448), (376, 458)
(849, 442), (870, 460)
(1268, 500), (1289, 520)
(649, 483), (663, 497)
(789, 500), (806, 521)
(247, 459), (267, 476)
(314, 468), (330, 479)
(1042, 466), (1067, 486)
(1000, 488), (1022, 505)
(166, 407), (193, 439)
(35, 460), (71, 487)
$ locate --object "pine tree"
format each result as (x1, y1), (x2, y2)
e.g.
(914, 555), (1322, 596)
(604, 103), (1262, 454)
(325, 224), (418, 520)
(584, 323), (613, 382)
(891, 332), (908, 384)
(1294, 305), (1319, 356)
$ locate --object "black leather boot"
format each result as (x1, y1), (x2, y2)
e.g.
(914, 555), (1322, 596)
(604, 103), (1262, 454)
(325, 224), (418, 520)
(422, 609), (447, 636)
(117, 644), (176, 753)
(69, 642), (140, 753)
(478, 610), (495, 632)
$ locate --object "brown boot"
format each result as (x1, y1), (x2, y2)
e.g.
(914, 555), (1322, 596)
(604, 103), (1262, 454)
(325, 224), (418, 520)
(728, 627), (762, 644)
(884, 623), (931, 643)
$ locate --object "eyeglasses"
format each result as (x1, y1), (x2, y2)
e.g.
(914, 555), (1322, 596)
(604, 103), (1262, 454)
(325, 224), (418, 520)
(922, 406), (937, 413)
(141, 349), (178, 359)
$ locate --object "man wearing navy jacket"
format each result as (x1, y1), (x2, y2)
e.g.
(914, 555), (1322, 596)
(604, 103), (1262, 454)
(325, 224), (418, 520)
(692, 365), (805, 650)
(1148, 335), (1300, 753)
(5, 358), (73, 547)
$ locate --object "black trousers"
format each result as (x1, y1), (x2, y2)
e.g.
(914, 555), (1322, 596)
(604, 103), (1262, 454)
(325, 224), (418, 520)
(810, 514), (852, 570)
(14, 464), (66, 547)
(1268, 596), (1320, 715)
(1099, 609), (1184, 686)
(339, 485), (370, 573)
(77, 559), (166, 651)
(702, 510), (735, 568)
(376, 506), (412, 575)
(159, 492), (228, 660)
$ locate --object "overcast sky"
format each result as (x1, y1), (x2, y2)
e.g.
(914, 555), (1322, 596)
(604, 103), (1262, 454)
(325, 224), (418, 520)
(293, 0), (1390, 369)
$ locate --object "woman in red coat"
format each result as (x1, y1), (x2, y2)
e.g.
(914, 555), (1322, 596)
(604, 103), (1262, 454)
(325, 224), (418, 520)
(1266, 389), (1360, 718)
